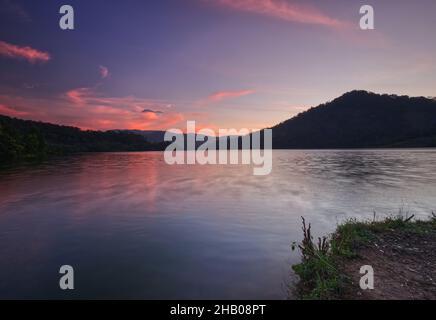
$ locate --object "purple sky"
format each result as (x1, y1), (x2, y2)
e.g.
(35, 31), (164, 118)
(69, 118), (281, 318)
(0, 0), (435, 131)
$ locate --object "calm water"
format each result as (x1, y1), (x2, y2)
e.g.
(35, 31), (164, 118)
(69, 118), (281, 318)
(0, 150), (435, 299)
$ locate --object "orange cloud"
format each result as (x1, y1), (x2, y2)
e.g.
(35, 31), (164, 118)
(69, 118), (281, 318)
(63, 87), (189, 130)
(0, 88), (190, 131)
(207, 0), (346, 28)
(208, 89), (255, 103)
(66, 87), (168, 112)
(0, 40), (51, 63)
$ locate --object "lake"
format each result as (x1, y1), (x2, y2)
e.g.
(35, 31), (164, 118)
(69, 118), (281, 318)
(0, 150), (435, 299)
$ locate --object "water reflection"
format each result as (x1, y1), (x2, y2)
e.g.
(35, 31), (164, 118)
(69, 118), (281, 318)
(0, 150), (435, 299)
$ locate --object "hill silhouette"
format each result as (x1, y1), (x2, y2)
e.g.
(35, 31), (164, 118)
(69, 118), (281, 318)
(271, 91), (436, 148)
(0, 115), (166, 162)
(2, 90), (436, 163)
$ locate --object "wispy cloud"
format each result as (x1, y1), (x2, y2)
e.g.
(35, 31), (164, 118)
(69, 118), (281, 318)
(99, 65), (110, 79)
(0, 103), (29, 117)
(66, 88), (92, 105)
(0, 40), (51, 63)
(0, 89), (187, 131)
(207, 89), (255, 103)
(65, 87), (169, 112)
(206, 0), (346, 28)
(0, 0), (31, 22)
(61, 87), (184, 129)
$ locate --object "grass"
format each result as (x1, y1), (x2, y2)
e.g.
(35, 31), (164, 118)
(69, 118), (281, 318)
(291, 212), (436, 300)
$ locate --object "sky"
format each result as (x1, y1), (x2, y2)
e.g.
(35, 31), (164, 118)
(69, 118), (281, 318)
(0, 0), (436, 131)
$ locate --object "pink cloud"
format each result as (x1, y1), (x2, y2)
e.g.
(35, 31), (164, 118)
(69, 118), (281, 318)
(63, 87), (186, 129)
(0, 103), (30, 117)
(0, 40), (51, 63)
(99, 65), (110, 79)
(207, 0), (347, 28)
(65, 88), (168, 113)
(0, 87), (190, 131)
(208, 89), (255, 103)
(66, 88), (91, 105)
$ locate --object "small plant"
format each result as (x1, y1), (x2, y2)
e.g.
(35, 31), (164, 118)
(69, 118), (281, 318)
(292, 217), (341, 300)
(297, 217), (330, 260)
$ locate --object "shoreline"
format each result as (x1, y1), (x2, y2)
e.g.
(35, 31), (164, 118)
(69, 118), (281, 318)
(292, 214), (436, 300)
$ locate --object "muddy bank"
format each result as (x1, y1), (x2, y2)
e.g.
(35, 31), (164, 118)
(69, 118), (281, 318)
(292, 215), (436, 300)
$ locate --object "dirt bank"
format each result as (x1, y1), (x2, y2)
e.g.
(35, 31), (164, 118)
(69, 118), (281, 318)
(292, 215), (436, 300)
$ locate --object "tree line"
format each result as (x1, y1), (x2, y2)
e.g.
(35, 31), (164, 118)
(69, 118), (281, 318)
(0, 115), (166, 163)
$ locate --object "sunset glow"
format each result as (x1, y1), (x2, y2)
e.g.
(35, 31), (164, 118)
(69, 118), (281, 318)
(1, 0), (436, 131)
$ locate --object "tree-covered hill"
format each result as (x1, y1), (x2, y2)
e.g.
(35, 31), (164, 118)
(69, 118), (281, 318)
(0, 115), (166, 162)
(271, 91), (436, 149)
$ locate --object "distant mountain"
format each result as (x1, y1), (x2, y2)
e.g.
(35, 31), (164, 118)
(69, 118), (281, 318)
(109, 130), (167, 143)
(271, 91), (436, 148)
(112, 129), (219, 150)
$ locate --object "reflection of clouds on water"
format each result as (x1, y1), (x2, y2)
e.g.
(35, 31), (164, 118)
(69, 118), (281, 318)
(0, 150), (435, 299)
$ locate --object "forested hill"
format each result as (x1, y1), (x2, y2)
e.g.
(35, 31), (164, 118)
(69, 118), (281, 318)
(271, 91), (436, 149)
(0, 115), (166, 162)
